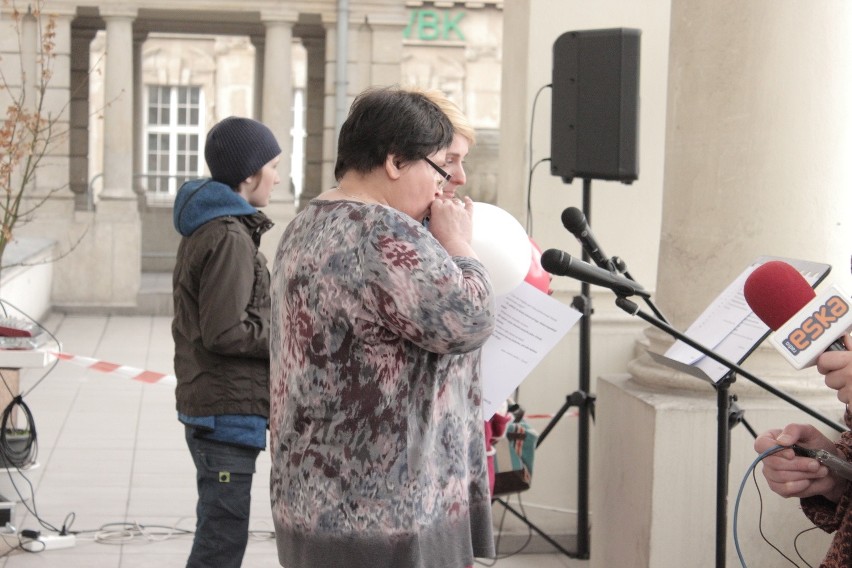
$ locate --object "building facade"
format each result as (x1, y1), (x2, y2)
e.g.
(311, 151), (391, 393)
(1, 0), (504, 311)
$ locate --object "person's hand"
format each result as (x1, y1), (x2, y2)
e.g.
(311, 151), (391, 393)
(818, 335), (852, 404)
(754, 423), (845, 501)
(428, 196), (477, 258)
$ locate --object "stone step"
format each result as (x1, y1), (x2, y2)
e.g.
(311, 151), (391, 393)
(136, 271), (173, 316)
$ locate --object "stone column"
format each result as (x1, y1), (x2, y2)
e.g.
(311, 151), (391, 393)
(321, 20), (341, 193)
(132, 29), (149, 196)
(76, 7), (140, 308)
(350, 14), (405, 96)
(101, 9), (136, 201)
(592, 2), (852, 567)
(300, 35), (326, 207)
(257, 12), (298, 267)
(69, 26), (98, 210)
(319, 8), (406, 194)
(260, 13), (295, 198)
(251, 34), (265, 119)
(496, 0), (531, 218)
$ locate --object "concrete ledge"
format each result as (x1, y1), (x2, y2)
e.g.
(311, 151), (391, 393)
(0, 237), (56, 322)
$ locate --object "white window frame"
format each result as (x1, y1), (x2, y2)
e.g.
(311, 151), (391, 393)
(144, 85), (206, 196)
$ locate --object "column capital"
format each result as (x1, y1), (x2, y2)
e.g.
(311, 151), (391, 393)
(99, 6), (138, 20)
(133, 29), (150, 44)
(260, 10), (299, 25)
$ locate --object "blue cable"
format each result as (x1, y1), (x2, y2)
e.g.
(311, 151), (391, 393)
(733, 445), (787, 568)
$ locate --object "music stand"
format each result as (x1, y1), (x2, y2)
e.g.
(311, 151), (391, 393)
(621, 255), (840, 568)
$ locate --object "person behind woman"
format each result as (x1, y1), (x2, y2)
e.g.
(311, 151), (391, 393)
(415, 88), (475, 201)
(412, 88), (509, 495)
(269, 86), (497, 568)
(172, 116), (281, 567)
(754, 335), (852, 568)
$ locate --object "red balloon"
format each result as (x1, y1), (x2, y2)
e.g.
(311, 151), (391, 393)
(524, 238), (552, 294)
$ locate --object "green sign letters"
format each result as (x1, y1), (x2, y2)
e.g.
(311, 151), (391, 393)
(403, 9), (466, 42)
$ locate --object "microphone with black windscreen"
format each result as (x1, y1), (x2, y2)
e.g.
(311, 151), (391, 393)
(743, 260), (851, 369)
(561, 207), (614, 271)
(541, 248), (649, 298)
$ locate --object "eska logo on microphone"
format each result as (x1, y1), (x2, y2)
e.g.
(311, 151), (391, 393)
(782, 295), (850, 354)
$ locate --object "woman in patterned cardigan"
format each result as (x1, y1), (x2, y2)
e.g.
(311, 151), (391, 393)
(269, 86), (497, 568)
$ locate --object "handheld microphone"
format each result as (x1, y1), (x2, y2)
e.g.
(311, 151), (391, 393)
(541, 248), (649, 298)
(561, 207), (614, 271)
(793, 445), (852, 481)
(743, 260), (851, 369)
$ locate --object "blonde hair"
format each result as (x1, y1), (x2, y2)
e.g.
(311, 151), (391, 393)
(407, 87), (476, 146)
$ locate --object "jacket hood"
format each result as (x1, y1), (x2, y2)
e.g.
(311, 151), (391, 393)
(173, 179), (257, 236)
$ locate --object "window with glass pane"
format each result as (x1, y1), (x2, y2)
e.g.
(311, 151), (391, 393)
(145, 85), (204, 195)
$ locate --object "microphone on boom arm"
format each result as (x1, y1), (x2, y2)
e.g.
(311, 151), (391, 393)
(561, 207), (616, 271)
(540, 248), (650, 298)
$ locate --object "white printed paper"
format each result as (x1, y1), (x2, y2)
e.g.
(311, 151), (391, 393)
(663, 257), (829, 383)
(481, 282), (582, 418)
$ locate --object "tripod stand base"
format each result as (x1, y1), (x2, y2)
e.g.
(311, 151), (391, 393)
(492, 497), (588, 558)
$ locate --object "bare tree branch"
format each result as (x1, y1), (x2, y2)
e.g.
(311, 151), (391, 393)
(0, 0), (71, 278)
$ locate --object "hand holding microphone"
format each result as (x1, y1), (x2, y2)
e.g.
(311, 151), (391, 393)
(748, 261), (852, 512)
(744, 259), (852, 401)
(754, 424), (851, 500)
(817, 335), (852, 404)
(743, 260), (852, 369)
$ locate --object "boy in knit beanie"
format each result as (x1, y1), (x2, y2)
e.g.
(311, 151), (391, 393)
(171, 117), (281, 568)
(205, 116), (282, 189)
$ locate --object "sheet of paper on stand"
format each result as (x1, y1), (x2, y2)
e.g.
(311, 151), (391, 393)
(663, 256), (830, 383)
(481, 281), (582, 418)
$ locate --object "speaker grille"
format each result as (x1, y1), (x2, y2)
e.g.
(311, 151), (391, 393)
(551, 28), (641, 184)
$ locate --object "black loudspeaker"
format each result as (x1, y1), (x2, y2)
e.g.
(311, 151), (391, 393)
(550, 28), (640, 184)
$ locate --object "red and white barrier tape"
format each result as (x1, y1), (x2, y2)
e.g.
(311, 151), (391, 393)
(53, 352), (176, 386)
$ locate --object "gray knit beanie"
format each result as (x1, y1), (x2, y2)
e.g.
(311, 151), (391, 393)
(204, 117), (282, 188)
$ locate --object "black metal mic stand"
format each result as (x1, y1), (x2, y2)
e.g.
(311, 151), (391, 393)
(615, 296), (846, 568)
(533, 179), (671, 559)
(493, 179), (598, 559)
(532, 275), (593, 559)
(535, 182), (671, 559)
(533, 178), (596, 558)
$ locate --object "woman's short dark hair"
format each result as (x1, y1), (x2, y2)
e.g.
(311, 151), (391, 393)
(334, 86), (454, 181)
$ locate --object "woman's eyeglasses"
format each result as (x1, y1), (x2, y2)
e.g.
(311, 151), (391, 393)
(424, 157), (452, 192)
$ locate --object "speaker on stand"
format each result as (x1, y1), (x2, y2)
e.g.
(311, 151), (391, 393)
(497, 27), (640, 559)
(551, 28), (640, 184)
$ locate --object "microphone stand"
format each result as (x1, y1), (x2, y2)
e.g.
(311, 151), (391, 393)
(615, 296), (846, 568)
(535, 178), (596, 559)
(540, 192), (667, 559)
(609, 255), (669, 325)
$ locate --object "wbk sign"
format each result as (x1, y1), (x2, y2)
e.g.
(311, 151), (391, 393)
(403, 9), (466, 42)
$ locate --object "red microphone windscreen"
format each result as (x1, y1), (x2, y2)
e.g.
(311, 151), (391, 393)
(743, 260), (816, 331)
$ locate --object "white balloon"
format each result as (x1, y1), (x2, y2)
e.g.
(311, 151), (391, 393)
(470, 202), (532, 296)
